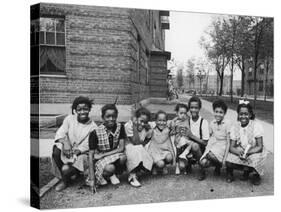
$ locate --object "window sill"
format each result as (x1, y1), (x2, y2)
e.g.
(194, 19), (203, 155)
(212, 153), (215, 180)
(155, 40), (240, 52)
(31, 74), (67, 78)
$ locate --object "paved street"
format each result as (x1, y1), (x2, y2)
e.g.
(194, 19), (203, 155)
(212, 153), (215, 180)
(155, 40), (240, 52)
(39, 95), (274, 209)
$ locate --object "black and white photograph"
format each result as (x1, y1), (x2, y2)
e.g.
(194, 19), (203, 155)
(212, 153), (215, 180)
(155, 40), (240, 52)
(29, 1), (274, 210)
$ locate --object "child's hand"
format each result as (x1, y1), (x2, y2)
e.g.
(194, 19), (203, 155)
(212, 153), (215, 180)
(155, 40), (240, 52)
(94, 153), (103, 160)
(62, 142), (72, 158)
(73, 149), (81, 156)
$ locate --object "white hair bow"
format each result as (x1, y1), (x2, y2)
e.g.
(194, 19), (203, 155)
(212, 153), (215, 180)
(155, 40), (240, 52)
(239, 99), (250, 105)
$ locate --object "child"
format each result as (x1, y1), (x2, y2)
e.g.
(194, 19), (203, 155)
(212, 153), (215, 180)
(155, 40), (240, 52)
(170, 103), (198, 175)
(147, 110), (175, 175)
(52, 96), (97, 192)
(187, 96), (210, 180)
(88, 104), (127, 186)
(225, 101), (267, 185)
(125, 107), (154, 187)
(200, 99), (231, 179)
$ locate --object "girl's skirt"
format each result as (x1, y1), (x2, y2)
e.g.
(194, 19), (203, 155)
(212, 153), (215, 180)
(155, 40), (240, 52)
(125, 143), (153, 172)
(225, 147), (268, 175)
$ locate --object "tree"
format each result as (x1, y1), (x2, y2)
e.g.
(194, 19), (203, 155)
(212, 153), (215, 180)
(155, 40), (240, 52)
(250, 17), (271, 108)
(195, 59), (206, 96)
(259, 18), (273, 101)
(176, 68), (183, 89)
(200, 18), (230, 96)
(223, 16), (238, 102)
(233, 17), (252, 97)
(186, 58), (196, 89)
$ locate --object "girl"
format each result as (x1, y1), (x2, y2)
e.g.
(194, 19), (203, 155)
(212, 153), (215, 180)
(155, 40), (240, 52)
(148, 110), (175, 175)
(88, 104), (127, 186)
(200, 99), (231, 179)
(52, 96), (97, 192)
(125, 107), (154, 187)
(225, 101), (267, 185)
(170, 103), (198, 175)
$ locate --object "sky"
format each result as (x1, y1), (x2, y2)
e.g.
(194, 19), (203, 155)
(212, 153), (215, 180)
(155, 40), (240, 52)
(165, 11), (241, 80)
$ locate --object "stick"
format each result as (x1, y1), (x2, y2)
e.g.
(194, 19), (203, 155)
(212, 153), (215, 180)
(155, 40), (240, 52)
(88, 150), (96, 193)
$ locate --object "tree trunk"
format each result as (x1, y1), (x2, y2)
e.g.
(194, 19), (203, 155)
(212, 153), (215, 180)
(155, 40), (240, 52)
(264, 59), (269, 101)
(230, 57), (234, 102)
(241, 60), (245, 97)
(219, 74), (224, 96)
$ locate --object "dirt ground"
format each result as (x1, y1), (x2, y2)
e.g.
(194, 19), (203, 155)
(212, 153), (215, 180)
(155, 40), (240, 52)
(39, 153), (273, 209)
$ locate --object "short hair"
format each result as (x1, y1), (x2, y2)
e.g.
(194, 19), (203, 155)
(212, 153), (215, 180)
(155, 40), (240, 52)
(155, 110), (167, 120)
(135, 107), (151, 121)
(187, 96), (202, 109)
(175, 103), (189, 112)
(71, 96), (93, 114)
(101, 104), (118, 118)
(237, 103), (255, 120)
(212, 99), (228, 113)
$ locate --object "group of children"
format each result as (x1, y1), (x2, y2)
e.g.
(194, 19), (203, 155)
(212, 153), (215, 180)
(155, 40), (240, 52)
(51, 96), (267, 192)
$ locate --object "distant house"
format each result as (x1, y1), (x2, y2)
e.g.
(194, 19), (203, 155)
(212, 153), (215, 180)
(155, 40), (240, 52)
(245, 59), (274, 97)
(30, 3), (171, 112)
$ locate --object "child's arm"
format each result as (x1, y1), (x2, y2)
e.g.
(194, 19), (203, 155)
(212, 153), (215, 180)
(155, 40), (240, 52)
(229, 139), (244, 158)
(246, 137), (263, 156)
(188, 133), (208, 146)
(94, 139), (125, 160)
(55, 115), (72, 158)
(222, 133), (230, 165)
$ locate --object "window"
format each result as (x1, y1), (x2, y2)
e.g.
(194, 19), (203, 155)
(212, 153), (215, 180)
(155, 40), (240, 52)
(31, 17), (66, 75)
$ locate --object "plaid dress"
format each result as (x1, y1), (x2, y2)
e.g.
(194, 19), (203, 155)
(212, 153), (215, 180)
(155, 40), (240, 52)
(226, 120), (268, 175)
(90, 123), (126, 185)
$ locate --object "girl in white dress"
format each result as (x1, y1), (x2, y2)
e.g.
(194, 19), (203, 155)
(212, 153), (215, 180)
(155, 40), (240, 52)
(225, 101), (267, 185)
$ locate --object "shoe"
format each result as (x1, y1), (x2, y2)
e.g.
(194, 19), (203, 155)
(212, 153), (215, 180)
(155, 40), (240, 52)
(251, 173), (261, 186)
(55, 181), (67, 192)
(175, 164), (180, 175)
(99, 178), (108, 186)
(240, 170), (250, 181)
(198, 170), (206, 181)
(214, 166), (221, 176)
(109, 174), (120, 185)
(152, 168), (158, 175)
(128, 174), (141, 187)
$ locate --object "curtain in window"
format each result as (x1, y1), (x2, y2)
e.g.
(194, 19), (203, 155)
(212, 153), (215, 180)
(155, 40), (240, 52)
(40, 46), (65, 71)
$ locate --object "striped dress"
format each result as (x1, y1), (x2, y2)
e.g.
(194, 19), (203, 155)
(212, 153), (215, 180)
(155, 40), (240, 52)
(226, 120), (268, 175)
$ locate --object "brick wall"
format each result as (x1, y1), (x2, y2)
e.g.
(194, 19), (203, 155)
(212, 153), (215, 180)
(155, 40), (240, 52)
(32, 3), (169, 105)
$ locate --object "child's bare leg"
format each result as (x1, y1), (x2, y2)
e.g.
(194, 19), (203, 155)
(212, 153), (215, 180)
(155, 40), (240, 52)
(164, 153), (173, 164)
(200, 158), (211, 168)
(103, 164), (116, 177)
(155, 160), (165, 170)
(207, 151), (221, 166)
(179, 159), (187, 172)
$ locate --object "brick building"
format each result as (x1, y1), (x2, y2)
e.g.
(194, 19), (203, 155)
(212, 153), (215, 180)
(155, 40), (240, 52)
(31, 3), (171, 112)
